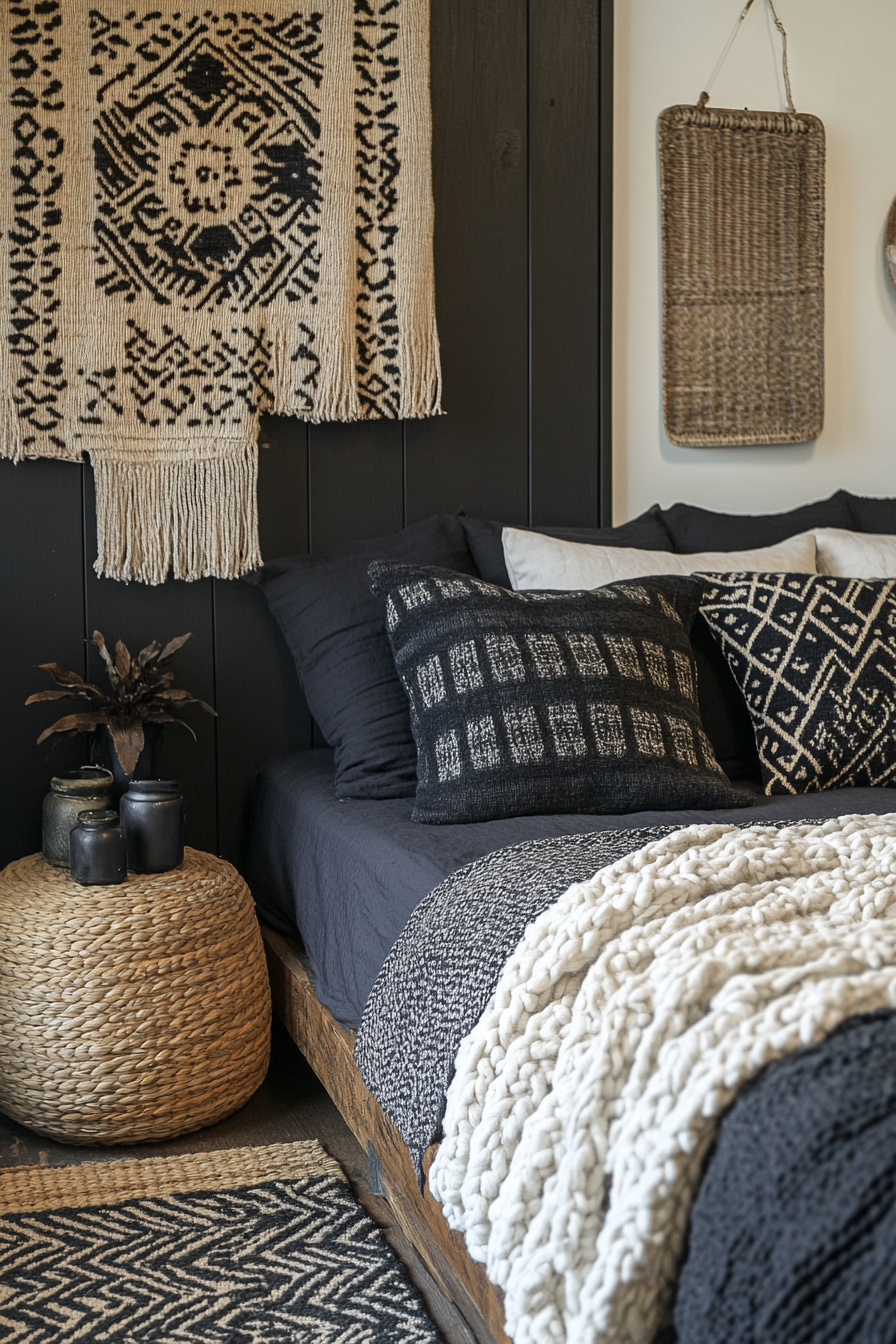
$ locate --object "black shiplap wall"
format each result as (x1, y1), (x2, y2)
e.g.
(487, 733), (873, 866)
(0, 0), (610, 871)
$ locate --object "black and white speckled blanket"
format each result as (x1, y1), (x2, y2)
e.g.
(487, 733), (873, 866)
(354, 827), (679, 1178)
(354, 819), (832, 1181)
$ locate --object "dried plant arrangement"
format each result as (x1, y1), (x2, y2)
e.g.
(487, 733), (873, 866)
(26, 632), (216, 776)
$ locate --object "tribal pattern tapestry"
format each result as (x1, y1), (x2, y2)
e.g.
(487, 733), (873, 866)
(1, 1), (440, 582)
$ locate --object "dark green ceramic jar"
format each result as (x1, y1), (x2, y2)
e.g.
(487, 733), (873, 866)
(41, 767), (115, 868)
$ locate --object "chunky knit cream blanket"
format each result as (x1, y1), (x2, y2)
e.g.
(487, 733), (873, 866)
(1, 2), (438, 582)
(429, 816), (896, 1344)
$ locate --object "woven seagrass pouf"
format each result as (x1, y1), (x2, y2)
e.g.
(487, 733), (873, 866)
(0, 848), (271, 1145)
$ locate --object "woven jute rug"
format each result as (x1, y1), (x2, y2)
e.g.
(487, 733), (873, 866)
(0, 1140), (441, 1342)
(0, 1), (440, 583)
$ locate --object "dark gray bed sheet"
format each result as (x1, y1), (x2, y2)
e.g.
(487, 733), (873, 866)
(246, 749), (896, 1026)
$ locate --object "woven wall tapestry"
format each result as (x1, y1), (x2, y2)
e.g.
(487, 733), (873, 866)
(658, 0), (825, 448)
(0, 1), (440, 583)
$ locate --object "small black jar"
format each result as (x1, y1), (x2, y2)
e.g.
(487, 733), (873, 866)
(69, 810), (127, 886)
(120, 779), (184, 874)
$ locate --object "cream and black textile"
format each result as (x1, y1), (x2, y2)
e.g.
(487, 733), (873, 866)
(1, 1), (440, 582)
(357, 813), (839, 1180)
(369, 562), (753, 823)
(0, 1144), (440, 1343)
(700, 573), (896, 795)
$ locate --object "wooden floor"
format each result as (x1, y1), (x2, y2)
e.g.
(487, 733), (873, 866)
(0, 1017), (462, 1344)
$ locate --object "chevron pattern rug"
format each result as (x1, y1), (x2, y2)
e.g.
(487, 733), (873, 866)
(0, 1141), (440, 1342)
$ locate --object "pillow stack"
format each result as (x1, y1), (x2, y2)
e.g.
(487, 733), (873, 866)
(492, 494), (896, 798)
(495, 527), (817, 785)
(246, 489), (896, 820)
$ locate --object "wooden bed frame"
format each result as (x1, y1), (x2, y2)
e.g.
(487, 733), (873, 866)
(260, 924), (510, 1344)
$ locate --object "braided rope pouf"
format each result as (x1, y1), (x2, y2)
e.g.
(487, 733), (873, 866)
(0, 848), (271, 1144)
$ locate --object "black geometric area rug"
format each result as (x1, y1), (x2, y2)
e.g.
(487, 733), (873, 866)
(0, 1140), (440, 1343)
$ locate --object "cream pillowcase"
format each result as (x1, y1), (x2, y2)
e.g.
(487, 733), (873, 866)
(501, 527), (818, 591)
(807, 528), (896, 578)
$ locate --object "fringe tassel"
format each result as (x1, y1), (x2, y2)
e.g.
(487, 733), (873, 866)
(269, 323), (361, 423)
(91, 441), (261, 585)
(0, 390), (24, 463)
(399, 311), (444, 419)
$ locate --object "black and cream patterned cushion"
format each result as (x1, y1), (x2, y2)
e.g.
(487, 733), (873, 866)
(700, 572), (896, 795)
(368, 562), (753, 823)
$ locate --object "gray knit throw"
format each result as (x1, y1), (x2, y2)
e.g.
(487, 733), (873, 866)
(672, 1008), (896, 1344)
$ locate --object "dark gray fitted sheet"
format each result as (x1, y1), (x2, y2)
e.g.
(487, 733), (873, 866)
(246, 749), (896, 1026)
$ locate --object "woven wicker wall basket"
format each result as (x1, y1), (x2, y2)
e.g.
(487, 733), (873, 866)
(658, 3), (825, 448)
(0, 849), (271, 1145)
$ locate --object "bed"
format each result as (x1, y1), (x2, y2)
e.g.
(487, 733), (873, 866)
(244, 494), (896, 1344)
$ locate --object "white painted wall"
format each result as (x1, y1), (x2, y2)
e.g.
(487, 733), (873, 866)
(613, 0), (896, 522)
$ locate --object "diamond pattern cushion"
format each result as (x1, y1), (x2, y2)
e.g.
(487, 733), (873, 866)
(368, 562), (754, 824)
(700, 573), (896, 795)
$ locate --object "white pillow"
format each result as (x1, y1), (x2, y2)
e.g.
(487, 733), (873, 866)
(502, 527), (817, 591)
(808, 527), (896, 578)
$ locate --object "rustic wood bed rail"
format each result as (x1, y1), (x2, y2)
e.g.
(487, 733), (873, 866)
(260, 924), (511, 1344)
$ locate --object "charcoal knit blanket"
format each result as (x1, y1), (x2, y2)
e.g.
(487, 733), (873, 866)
(673, 1007), (896, 1344)
(429, 815), (896, 1344)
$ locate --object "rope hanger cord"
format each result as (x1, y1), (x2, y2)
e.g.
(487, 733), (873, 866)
(697, 0), (795, 113)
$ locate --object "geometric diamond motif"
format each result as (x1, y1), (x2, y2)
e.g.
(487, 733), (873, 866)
(700, 573), (896, 794)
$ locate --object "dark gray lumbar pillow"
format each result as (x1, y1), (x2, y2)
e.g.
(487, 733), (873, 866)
(660, 491), (854, 554)
(244, 516), (478, 798)
(460, 507), (674, 588)
(700, 572), (896, 795)
(845, 492), (896, 534)
(369, 562), (754, 823)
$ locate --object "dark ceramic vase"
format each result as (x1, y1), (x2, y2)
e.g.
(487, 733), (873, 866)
(92, 723), (160, 797)
(42, 767), (115, 868)
(120, 780), (184, 874)
(69, 810), (127, 886)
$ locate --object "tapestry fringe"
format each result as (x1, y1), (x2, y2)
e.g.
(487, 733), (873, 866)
(270, 324), (361, 423)
(400, 312), (443, 418)
(0, 391), (24, 463)
(91, 442), (261, 585)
